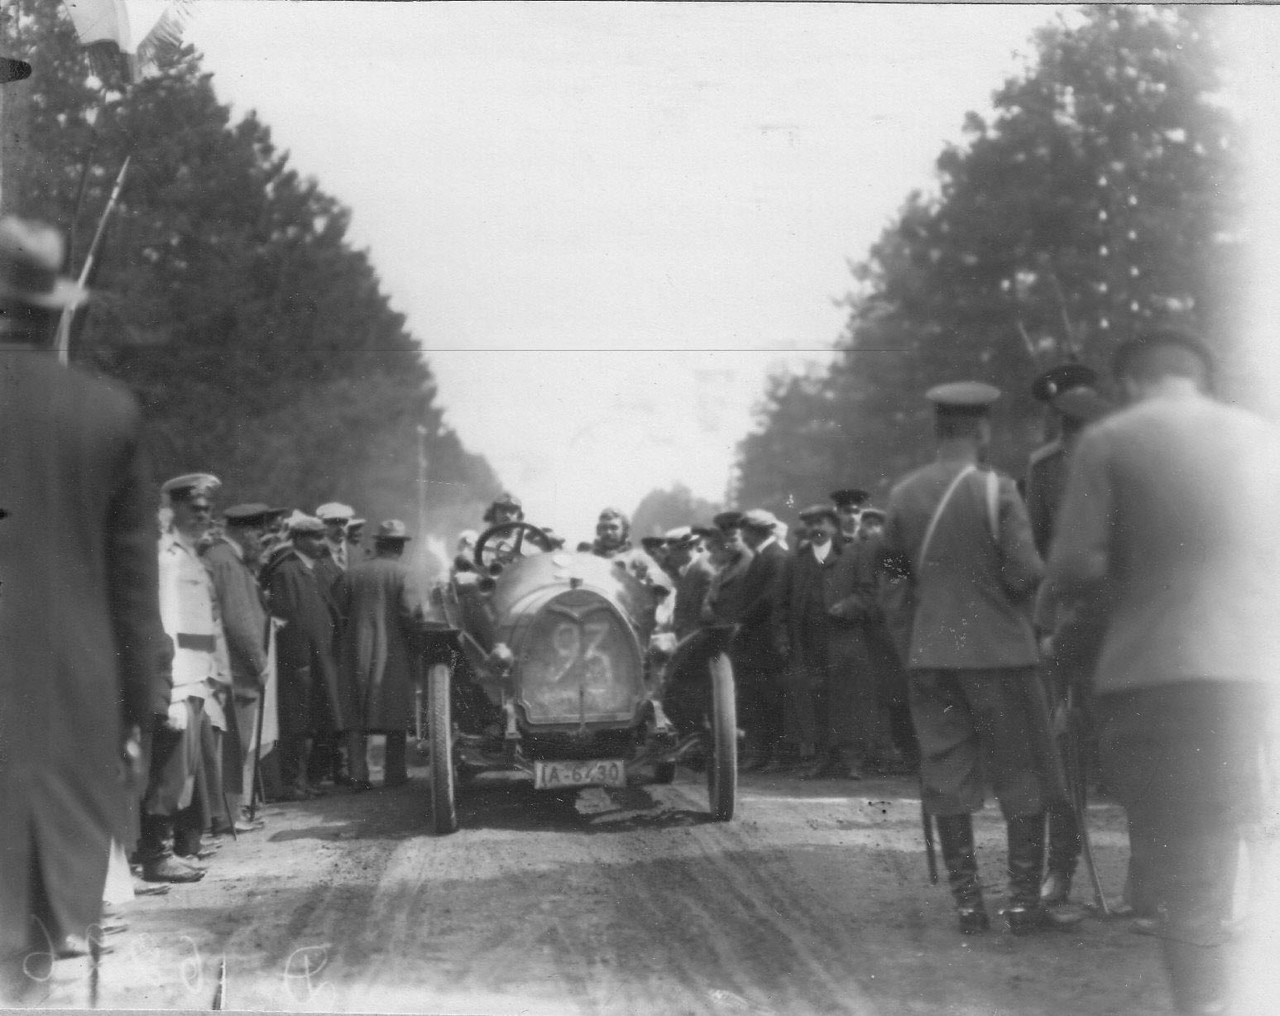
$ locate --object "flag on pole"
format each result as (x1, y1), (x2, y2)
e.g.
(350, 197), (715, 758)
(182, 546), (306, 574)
(62, 0), (196, 83)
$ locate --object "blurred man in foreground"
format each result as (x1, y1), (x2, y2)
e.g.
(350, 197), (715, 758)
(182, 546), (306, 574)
(1047, 331), (1280, 1015)
(0, 218), (159, 998)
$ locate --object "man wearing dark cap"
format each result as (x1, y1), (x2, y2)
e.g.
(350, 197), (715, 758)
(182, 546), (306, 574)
(203, 503), (279, 831)
(702, 514), (754, 627)
(1, 217), (162, 995)
(733, 508), (790, 770)
(1047, 330), (1280, 1015)
(265, 514), (356, 801)
(780, 505), (878, 778)
(336, 521), (427, 789)
(830, 488), (869, 544)
(1023, 365), (1112, 913)
(880, 382), (1053, 935)
(1025, 363), (1104, 557)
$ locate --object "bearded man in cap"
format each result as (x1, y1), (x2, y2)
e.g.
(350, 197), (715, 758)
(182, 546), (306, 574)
(265, 515), (356, 801)
(880, 382), (1056, 935)
(203, 503), (279, 831)
(733, 508), (790, 770)
(1047, 331), (1280, 1015)
(1, 217), (162, 996)
(335, 521), (427, 790)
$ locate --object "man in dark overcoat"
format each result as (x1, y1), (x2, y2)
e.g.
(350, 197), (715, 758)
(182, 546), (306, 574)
(265, 514), (355, 800)
(1047, 332), (1280, 1014)
(204, 502), (277, 830)
(335, 520), (426, 789)
(0, 218), (159, 997)
(733, 508), (790, 770)
(879, 381), (1056, 936)
(780, 505), (878, 778)
(668, 528), (716, 641)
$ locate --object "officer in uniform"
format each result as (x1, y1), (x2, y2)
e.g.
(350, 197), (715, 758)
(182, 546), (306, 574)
(1023, 364), (1110, 910)
(880, 382), (1058, 934)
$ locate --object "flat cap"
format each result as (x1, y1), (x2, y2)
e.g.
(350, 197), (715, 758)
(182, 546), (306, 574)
(223, 502), (282, 527)
(288, 513), (326, 535)
(663, 525), (693, 542)
(926, 381), (1001, 413)
(798, 504), (839, 525)
(829, 488), (869, 508)
(859, 507), (887, 523)
(690, 525), (719, 540)
(741, 508), (779, 530)
(315, 502), (355, 523)
(1031, 363), (1099, 402)
(375, 519), (411, 541)
(162, 473), (221, 502)
(640, 536), (668, 553)
(712, 511), (744, 531)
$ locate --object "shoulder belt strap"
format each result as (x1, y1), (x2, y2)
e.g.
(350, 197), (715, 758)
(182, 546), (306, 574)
(915, 464), (976, 574)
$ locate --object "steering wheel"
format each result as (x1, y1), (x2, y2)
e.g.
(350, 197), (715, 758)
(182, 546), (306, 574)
(474, 522), (554, 572)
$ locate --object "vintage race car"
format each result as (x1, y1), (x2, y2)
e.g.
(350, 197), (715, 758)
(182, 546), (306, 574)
(417, 520), (737, 834)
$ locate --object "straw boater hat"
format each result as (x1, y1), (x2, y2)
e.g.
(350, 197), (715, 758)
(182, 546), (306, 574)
(0, 217), (88, 310)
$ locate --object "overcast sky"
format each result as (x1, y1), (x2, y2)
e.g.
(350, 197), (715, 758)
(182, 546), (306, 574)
(185, 2), (1079, 539)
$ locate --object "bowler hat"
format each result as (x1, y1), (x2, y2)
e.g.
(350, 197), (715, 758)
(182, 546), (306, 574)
(0, 217), (87, 309)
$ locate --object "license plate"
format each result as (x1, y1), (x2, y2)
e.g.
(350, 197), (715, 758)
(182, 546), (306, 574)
(533, 759), (626, 790)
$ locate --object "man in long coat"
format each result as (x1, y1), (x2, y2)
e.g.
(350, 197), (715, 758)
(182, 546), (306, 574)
(879, 381), (1055, 936)
(265, 515), (355, 800)
(335, 520), (426, 789)
(1, 218), (160, 997)
(204, 502), (278, 829)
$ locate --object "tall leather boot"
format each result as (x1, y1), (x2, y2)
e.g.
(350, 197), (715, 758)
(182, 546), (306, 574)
(1041, 799), (1081, 905)
(936, 813), (989, 934)
(1006, 812), (1050, 934)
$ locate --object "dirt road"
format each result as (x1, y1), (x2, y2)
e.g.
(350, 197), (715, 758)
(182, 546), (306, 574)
(30, 759), (1180, 1014)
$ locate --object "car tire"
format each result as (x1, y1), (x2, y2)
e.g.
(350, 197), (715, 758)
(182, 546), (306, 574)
(427, 661), (459, 835)
(706, 650), (737, 821)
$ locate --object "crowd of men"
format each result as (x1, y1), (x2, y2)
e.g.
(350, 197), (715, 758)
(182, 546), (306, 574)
(4, 214), (1278, 1015)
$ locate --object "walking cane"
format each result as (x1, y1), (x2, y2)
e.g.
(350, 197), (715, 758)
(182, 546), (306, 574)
(1065, 686), (1109, 915)
(922, 798), (938, 885)
(248, 617), (271, 822)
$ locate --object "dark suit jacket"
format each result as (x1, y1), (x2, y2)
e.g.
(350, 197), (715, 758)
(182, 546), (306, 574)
(0, 347), (160, 956)
(733, 539), (788, 669)
(672, 554), (716, 639)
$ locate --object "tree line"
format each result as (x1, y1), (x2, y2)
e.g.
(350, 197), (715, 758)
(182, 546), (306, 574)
(1, 0), (501, 551)
(734, 6), (1247, 514)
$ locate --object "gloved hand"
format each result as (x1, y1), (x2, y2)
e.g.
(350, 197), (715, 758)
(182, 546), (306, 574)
(166, 701), (188, 732)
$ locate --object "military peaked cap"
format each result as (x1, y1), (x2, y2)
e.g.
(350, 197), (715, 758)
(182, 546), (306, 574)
(315, 502), (355, 523)
(223, 502), (282, 527)
(162, 473), (221, 502)
(741, 508), (780, 530)
(829, 488), (869, 508)
(926, 381), (1001, 414)
(1031, 363), (1099, 403)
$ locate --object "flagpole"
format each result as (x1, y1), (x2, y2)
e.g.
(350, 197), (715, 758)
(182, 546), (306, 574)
(55, 154), (130, 365)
